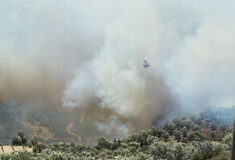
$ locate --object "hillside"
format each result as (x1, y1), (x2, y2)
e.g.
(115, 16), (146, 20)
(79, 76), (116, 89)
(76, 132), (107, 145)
(0, 104), (121, 146)
(0, 107), (234, 160)
(0, 104), (234, 146)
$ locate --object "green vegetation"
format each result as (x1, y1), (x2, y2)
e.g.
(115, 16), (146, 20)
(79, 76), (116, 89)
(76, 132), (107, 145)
(11, 131), (28, 146)
(0, 110), (233, 160)
(0, 143), (4, 153)
(0, 133), (232, 160)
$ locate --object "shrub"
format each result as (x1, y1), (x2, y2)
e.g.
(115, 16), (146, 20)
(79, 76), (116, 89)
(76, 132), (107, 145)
(11, 136), (22, 146)
(192, 148), (221, 160)
(181, 127), (187, 137)
(0, 142), (4, 153)
(13, 151), (32, 160)
(45, 151), (64, 160)
(190, 115), (202, 125)
(0, 154), (11, 160)
(18, 131), (28, 145)
(173, 130), (181, 142)
(95, 137), (111, 150)
(209, 122), (218, 131)
(33, 143), (47, 153)
(31, 137), (38, 146)
(222, 133), (232, 149)
(163, 122), (176, 135)
(173, 115), (192, 129)
(135, 152), (153, 160)
(192, 124), (199, 131)
(210, 131), (216, 138)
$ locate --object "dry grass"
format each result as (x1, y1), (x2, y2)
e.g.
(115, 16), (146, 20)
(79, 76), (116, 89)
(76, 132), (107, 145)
(66, 122), (82, 142)
(24, 122), (54, 141)
(0, 146), (32, 154)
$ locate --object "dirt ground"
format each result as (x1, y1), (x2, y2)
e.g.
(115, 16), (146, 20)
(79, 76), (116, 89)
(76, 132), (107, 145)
(0, 146), (33, 154)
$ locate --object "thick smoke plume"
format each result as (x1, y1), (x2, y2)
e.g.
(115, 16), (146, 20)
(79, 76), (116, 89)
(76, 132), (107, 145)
(0, 0), (235, 133)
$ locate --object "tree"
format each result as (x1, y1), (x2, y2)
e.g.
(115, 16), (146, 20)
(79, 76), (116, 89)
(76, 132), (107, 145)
(137, 130), (149, 147)
(173, 115), (192, 129)
(192, 124), (199, 131)
(162, 131), (169, 141)
(11, 136), (22, 146)
(10, 131), (29, 146)
(95, 137), (111, 150)
(173, 130), (181, 142)
(188, 133), (200, 141)
(222, 133), (232, 148)
(174, 144), (185, 160)
(30, 137), (38, 146)
(135, 152), (153, 160)
(163, 122), (176, 135)
(181, 127), (187, 137)
(18, 131), (27, 145)
(110, 142), (118, 150)
(146, 136), (156, 145)
(231, 120), (235, 160)
(33, 143), (47, 153)
(190, 115), (202, 125)
(209, 122), (217, 131)
(0, 142), (4, 153)
(210, 131), (215, 138)
(150, 141), (168, 159)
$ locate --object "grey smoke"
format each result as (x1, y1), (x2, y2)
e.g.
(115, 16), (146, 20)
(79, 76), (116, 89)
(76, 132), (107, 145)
(0, 0), (234, 133)
(97, 116), (129, 137)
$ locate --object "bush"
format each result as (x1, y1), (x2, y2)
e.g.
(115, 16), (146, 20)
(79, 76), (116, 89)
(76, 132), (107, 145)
(0, 151), (32, 160)
(188, 133), (200, 141)
(11, 136), (22, 146)
(211, 131), (216, 138)
(222, 133), (232, 149)
(18, 131), (28, 145)
(192, 148), (221, 160)
(95, 137), (111, 150)
(0, 154), (11, 160)
(0, 142), (4, 153)
(31, 137), (38, 146)
(13, 151), (32, 160)
(181, 127), (187, 137)
(45, 151), (64, 160)
(163, 122), (176, 135)
(173, 130), (181, 142)
(173, 115), (192, 129)
(135, 152), (153, 160)
(11, 131), (29, 146)
(190, 115), (202, 125)
(33, 143), (47, 153)
(192, 124), (199, 131)
(209, 122), (218, 131)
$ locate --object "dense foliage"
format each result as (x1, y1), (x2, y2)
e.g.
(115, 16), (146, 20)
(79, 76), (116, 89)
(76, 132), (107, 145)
(0, 108), (234, 160)
(0, 132), (232, 160)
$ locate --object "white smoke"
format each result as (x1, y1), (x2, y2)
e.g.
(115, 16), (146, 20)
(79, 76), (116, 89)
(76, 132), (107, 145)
(97, 116), (129, 137)
(0, 0), (235, 132)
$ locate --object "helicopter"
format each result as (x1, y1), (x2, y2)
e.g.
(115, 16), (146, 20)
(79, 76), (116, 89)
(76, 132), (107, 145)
(143, 58), (156, 72)
(143, 58), (150, 68)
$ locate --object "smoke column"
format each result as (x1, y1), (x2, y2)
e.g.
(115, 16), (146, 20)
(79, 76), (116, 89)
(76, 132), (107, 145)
(0, 0), (235, 133)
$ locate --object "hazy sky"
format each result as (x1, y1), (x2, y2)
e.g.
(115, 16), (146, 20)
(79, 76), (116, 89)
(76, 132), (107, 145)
(0, 0), (235, 131)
